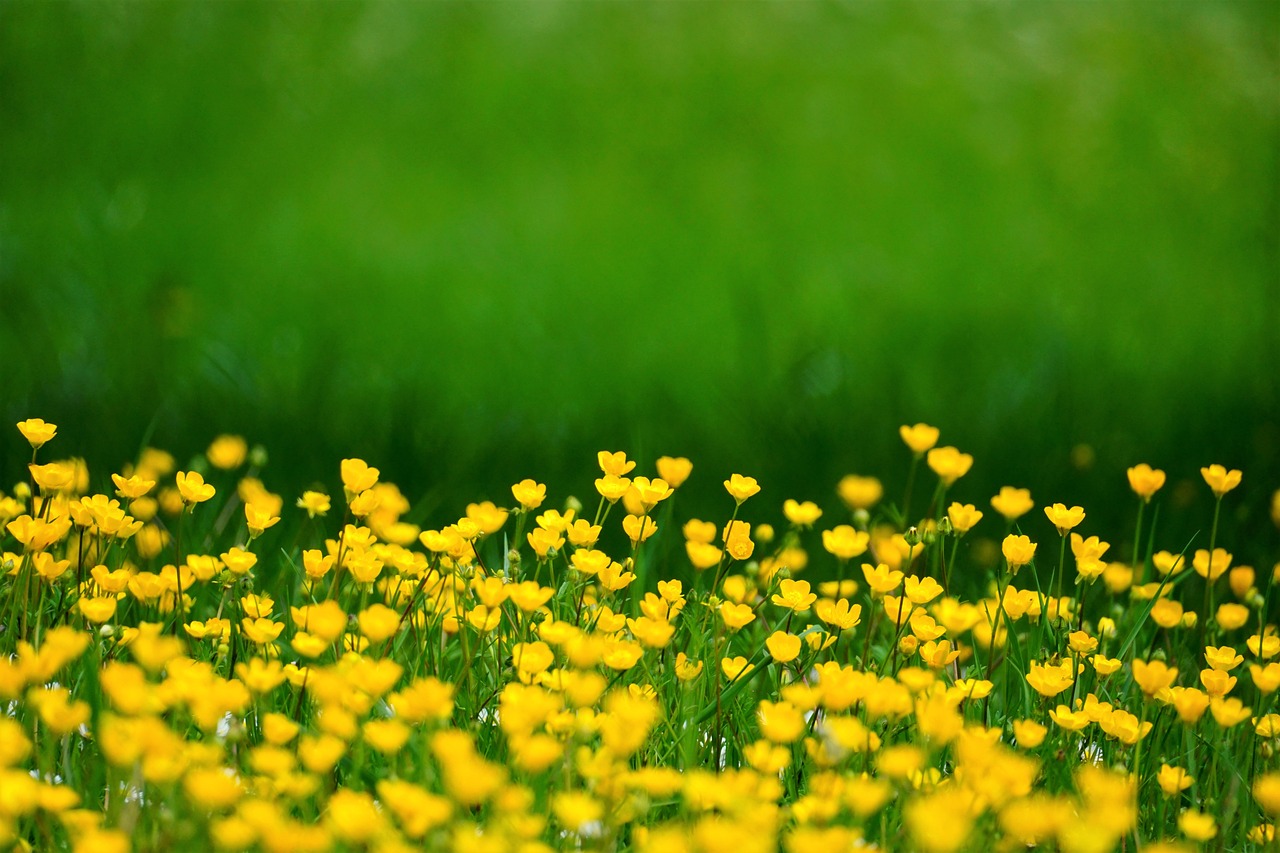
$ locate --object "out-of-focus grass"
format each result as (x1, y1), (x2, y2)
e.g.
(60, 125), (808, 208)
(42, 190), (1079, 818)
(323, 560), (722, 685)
(1, 2), (1276, 541)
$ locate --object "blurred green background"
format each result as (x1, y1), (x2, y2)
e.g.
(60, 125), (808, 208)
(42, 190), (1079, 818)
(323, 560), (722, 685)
(1, 1), (1277, 550)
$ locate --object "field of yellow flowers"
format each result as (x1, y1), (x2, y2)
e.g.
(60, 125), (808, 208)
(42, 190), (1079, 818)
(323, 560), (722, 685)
(2, 418), (1279, 852)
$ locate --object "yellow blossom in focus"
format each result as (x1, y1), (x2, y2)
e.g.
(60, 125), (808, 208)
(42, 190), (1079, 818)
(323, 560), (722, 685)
(723, 473), (761, 504)
(17, 418), (57, 449)
(1044, 503), (1085, 535)
(175, 471), (215, 506)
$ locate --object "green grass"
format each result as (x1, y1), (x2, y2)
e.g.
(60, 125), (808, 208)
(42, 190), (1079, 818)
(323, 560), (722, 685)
(0, 1), (1276, 540)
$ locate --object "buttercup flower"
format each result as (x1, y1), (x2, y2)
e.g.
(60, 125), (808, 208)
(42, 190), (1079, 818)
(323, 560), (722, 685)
(991, 486), (1034, 521)
(724, 473), (761, 504)
(1044, 503), (1085, 535)
(1126, 463), (1166, 501)
(175, 471), (216, 506)
(899, 423), (940, 454)
(16, 418), (57, 450)
(1200, 464), (1242, 498)
(926, 446), (973, 487)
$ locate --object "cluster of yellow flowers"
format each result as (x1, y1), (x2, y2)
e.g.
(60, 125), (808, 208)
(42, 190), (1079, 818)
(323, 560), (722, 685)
(1, 418), (1279, 851)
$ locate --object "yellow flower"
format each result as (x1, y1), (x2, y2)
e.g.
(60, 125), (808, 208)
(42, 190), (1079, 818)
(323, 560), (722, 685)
(1012, 719), (1047, 748)
(1126, 463), (1166, 502)
(837, 475), (882, 510)
(362, 719), (411, 755)
(1026, 660), (1075, 698)
(1199, 668), (1236, 697)
(1001, 534), (1037, 571)
(596, 450), (636, 477)
(757, 700), (806, 743)
(1200, 464), (1242, 498)
(594, 474), (631, 503)
(991, 486), (1034, 521)
(358, 604), (402, 643)
(622, 514), (657, 546)
(686, 540), (723, 571)
(1132, 659), (1178, 695)
(861, 562), (903, 596)
(510, 478), (546, 510)
(631, 476), (673, 510)
(112, 473), (155, 500)
(721, 656), (754, 681)
(30, 462), (75, 492)
(206, 435), (247, 470)
(628, 616), (674, 649)
(1193, 548), (1232, 581)
(1092, 655), (1123, 676)
(1178, 810), (1217, 842)
(675, 652), (704, 682)
(723, 519), (755, 561)
(904, 576), (943, 605)
(466, 605), (501, 633)
(822, 525), (869, 560)
(899, 423), (940, 454)
(724, 473), (761, 504)
(175, 471), (215, 506)
(565, 518), (601, 547)
(1256, 774), (1280, 816)
(1205, 645), (1244, 672)
(783, 499), (822, 528)
(906, 787), (973, 853)
(552, 791), (604, 835)
(926, 446), (973, 487)
(234, 658), (286, 695)
(771, 579), (816, 612)
(1048, 704), (1090, 732)
(240, 617), (284, 645)
(766, 632), (802, 663)
(945, 502), (982, 534)
(655, 456), (692, 488)
(297, 490), (331, 518)
(527, 527), (564, 559)
(719, 601), (756, 631)
(1044, 503), (1085, 535)
(16, 418), (57, 449)
(340, 458), (379, 498)
(816, 598), (862, 632)
(1251, 662), (1280, 693)
(1150, 598), (1184, 629)
(1158, 764), (1193, 797)
(244, 500), (280, 538)
(598, 561), (637, 592)
(77, 597), (117, 623)
(184, 767), (242, 811)
(1167, 687), (1210, 724)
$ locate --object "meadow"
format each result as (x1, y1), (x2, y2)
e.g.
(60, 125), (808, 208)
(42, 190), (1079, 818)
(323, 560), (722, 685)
(1, 418), (1279, 851)
(1, 2), (1278, 849)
